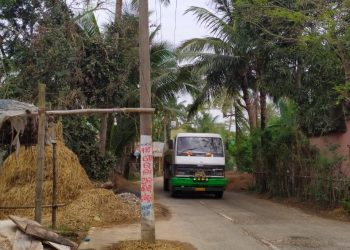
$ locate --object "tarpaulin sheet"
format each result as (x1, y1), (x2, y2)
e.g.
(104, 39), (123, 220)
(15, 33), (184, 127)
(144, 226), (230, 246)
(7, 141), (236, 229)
(0, 100), (37, 128)
(0, 100), (38, 152)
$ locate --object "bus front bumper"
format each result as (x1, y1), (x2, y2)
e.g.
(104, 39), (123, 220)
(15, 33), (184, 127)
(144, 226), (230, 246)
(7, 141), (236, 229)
(170, 177), (228, 192)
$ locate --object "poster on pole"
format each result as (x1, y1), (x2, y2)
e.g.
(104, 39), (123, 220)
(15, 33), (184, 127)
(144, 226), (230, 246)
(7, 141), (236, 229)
(153, 142), (164, 157)
(140, 135), (155, 228)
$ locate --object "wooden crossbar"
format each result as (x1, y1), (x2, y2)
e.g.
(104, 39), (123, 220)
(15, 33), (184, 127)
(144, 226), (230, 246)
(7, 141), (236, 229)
(29, 107), (155, 116)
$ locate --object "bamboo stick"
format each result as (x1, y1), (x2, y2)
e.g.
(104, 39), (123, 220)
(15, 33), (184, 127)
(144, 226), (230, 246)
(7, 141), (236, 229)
(52, 140), (58, 229)
(0, 204), (65, 210)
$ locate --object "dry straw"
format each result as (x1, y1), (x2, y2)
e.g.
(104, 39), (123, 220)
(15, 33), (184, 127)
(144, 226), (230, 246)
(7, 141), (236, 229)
(0, 123), (168, 230)
(0, 141), (93, 219)
(55, 188), (139, 230)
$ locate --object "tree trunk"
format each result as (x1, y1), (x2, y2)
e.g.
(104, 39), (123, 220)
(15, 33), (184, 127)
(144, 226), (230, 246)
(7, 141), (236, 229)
(228, 105), (233, 131)
(241, 74), (257, 130)
(234, 102), (243, 171)
(253, 85), (259, 129)
(163, 120), (167, 142)
(295, 58), (303, 88)
(340, 57), (350, 114)
(119, 145), (131, 179)
(345, 59), (350, 84)
(234, 103), (241, 147)
(99, 114), (108, 156)
(115, 0), (122, 23)
(260, 90), (267, 130)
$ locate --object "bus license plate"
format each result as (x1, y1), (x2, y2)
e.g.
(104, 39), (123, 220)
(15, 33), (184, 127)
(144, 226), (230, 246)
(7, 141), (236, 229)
(195, 187), (205, 192)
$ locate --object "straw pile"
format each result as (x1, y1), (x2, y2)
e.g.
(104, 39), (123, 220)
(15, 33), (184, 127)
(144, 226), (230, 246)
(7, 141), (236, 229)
(0, 234), (11, 250)
(53, 189), (139, 230)
(0, 141), (93, 219)
(52, 189), (170, 231)
(0, 122), (170, 231)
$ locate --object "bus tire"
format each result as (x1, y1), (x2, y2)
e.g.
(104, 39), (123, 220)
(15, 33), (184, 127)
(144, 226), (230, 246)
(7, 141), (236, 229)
(163, 177), (169, 191)
(170, 185), (177, 198)
(214, 191), (224, 199)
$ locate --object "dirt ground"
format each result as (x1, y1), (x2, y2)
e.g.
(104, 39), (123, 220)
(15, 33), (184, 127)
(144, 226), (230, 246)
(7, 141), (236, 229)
(259, 195), (350, 222)
(114, 170), (350, 224)
(80, 177), (350, 250)
(105, 240), (196, 250)
(225, 171), (350, 222)
(225, 171), (254, 191)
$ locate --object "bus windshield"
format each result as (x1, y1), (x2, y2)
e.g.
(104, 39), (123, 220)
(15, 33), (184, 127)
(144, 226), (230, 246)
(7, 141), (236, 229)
(176, 137), (224, 157)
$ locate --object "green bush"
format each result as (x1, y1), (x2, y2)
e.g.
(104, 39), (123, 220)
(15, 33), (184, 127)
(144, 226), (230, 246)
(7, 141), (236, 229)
(341, 200), (350, 215)
(230, 134), (253, 173)
(63, 116), (117, 181)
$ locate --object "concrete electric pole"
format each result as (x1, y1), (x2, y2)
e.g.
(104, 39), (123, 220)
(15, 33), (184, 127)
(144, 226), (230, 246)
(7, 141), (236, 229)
(139, 0), (155, 243)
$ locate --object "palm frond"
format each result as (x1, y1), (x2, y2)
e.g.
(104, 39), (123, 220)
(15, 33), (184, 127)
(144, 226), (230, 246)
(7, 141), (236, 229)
(151, 43), (176, 70)
(177, 37), (233, 55)
(150, 25), (161, 43)
(185, 6), (233, 38)
(75, 9), (100, 38)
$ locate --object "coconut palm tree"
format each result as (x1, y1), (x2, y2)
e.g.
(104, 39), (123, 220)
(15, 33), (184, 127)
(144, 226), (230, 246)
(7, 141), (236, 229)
(177, 0), (262, 131)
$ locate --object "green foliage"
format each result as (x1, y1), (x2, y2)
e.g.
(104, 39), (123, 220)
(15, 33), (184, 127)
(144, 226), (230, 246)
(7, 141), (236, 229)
(85, 151), (117, 181)
(341, 200), (350, 215)
(192, 112), (219, 133)
(215, 122), (236, 170)
(108, 116), (138, 156)
(334, 81), (350, 103)
(310, 143), (344, 202)
(63, 116), (117, 181)
(1, 0), (81, 102)
(231, 134), (253, 173)
(250, 100), (349, 204)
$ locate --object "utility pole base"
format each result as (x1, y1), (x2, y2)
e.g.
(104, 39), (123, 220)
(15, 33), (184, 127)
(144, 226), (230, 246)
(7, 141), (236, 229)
(141, 219), (156, 243)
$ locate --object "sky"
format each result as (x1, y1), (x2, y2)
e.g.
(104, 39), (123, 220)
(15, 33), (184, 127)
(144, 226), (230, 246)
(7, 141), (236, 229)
(148, 0), (214, 47)
(96, 0), (214, 45)
(95, 0), (228, 125)
(148, 0), (226, 124)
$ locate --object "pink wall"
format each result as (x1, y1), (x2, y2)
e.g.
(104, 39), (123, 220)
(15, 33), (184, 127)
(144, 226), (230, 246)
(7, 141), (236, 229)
(309, 121), (350, 177)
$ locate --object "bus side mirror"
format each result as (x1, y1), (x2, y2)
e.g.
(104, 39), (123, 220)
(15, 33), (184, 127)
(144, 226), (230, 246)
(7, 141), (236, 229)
(167, 140), (174, 150)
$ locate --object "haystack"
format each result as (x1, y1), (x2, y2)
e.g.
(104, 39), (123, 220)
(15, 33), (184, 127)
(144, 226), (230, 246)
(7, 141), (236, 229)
(0, 141), (93, 219)
(53, 189), (138, 230)
(0, 120), (169, 231)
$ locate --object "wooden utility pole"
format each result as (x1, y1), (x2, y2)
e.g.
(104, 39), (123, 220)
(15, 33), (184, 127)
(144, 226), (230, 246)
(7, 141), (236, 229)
(139, 0), (155, 242)
(34, 84), (46, 223)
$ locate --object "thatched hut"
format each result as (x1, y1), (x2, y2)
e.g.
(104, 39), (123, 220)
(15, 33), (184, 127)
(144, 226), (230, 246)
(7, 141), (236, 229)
(0, 99), (38, 148)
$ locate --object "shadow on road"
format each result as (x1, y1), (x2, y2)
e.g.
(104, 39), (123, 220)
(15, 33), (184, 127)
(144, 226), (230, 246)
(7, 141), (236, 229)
(168, 192), (221, 200)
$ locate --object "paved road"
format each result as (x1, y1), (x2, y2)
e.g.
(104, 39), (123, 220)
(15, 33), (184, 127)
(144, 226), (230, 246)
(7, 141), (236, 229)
(79, 178), (350, 250)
